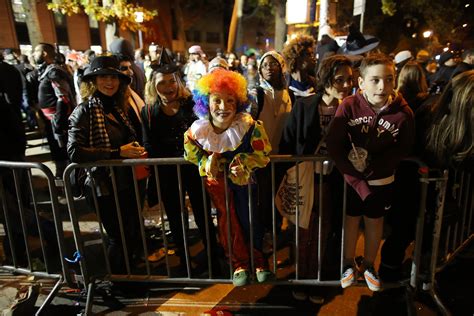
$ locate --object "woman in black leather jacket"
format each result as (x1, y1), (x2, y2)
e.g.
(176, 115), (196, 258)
(67, 56), (146, 273)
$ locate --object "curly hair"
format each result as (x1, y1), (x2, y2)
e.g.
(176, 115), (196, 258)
(193, 68), (249, 119)
(282, 34), (316, 73)
(315, 55), (352, 94)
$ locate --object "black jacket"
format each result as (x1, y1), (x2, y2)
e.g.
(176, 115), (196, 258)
(279, 93), (323, 155)
(38, 63), (76, 139)
(0, 61), (25, 160)
(68, 99), (136, 196)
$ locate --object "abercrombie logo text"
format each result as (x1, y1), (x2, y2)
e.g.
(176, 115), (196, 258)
(348, 116), (399, 137)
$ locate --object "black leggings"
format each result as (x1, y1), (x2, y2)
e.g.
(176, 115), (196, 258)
(148, 164), (218, 260)
(88, 187), (142, 274)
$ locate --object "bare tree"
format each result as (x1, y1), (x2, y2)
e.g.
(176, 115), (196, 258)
(272, 0), (286, 52)
(23, 0), (44, 47)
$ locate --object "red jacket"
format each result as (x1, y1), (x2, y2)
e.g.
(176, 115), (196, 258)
(327, 91), (414, 197)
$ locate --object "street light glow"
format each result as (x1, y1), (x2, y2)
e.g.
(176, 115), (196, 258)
(286, 0), (309, 24)
(443, 47), (449, 52)
(466, 4), (470, 8)
(412, 33), (417, 38)
(134, 11), (144, 23)
(423, 30), (432, 38)
(462, 24), (468, 28)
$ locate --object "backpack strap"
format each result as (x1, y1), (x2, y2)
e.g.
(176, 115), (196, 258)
(256, 86), (265, 119)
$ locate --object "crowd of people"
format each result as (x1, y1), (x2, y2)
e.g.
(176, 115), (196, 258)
(1, 23), (473, 303)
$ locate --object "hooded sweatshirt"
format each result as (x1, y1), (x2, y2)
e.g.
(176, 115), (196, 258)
(327, 91), (414, 199)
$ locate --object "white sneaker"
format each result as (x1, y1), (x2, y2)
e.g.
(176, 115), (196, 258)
(341, 265), (357, 288)
(364, 267), (382, 291)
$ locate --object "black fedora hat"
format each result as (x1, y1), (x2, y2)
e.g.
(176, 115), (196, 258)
(339, 24), (380, 56)
(82, 55), (131, 84)
(150, 46), (179, 74)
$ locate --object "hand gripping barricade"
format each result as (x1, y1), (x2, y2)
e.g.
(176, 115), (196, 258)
(0, 160), (72, 315)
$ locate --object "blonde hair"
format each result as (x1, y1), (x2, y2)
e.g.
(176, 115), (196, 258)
(145, 72), (191, 105)
(426, 70), (474, 166)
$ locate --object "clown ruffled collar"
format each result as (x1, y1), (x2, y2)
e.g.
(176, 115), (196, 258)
(189, 112), (254, 153)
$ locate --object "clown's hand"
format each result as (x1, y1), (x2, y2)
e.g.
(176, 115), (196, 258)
(229, 157), (246, 179)
(205, 153), (220, 179)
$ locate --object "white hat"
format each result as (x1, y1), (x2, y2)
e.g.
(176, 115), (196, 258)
(188, 45), (203, 55)
(394, 50), (413, 65)
(208, 57), (229, 72)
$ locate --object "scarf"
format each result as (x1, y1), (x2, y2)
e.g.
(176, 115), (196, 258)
(88, 96), (136, 149)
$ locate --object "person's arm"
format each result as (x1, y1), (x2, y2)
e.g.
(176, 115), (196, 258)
(50, 69), (75, 147)
(327, 105), (364, 178)
(183, 128), (211, 177)
(68, 105), (134, 163)
(229, 121), (271, 185)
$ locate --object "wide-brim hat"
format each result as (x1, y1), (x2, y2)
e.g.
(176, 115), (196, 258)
(338, 24), (380, 56)
(82, 55), (131, 84)
(339, 35), (380, 55)
(438, 51), (455, 65)
(394, 50), (413, 65)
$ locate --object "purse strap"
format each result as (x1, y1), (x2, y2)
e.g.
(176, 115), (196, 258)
(314, 103), (336, 155)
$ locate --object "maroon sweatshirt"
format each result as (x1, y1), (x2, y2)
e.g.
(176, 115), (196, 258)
(327, 91), (414, 198)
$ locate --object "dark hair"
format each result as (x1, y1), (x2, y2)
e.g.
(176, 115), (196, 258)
(39, 43), (56, 58)
(315, 55), (352, 94)
(114, 53), (132, 63)
(462, 48), (474, 59)
(359, 53), (395, 78)
(397, 61), (428, 98)
(19, 54), (30, 64)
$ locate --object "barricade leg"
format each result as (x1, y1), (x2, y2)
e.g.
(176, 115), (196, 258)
(35, 276), (64, 315)
(84, 278), (96, 315)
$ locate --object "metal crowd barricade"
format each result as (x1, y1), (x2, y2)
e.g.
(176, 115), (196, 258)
(62, 155), (474, 315)
(412, 167), (473, 316)
(62, 155), (347, 313)
(0, 160), (71, 315)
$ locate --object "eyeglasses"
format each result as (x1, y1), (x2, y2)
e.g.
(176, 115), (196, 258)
(119, 65), (132, 71)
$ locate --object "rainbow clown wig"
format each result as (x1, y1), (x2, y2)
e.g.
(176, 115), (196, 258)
(193, 68), (249, 119)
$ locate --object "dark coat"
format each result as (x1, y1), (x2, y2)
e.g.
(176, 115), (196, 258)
(279, 93), (323, 155)
(0, 61), (26, 160)
(67, 99), (136, 196)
